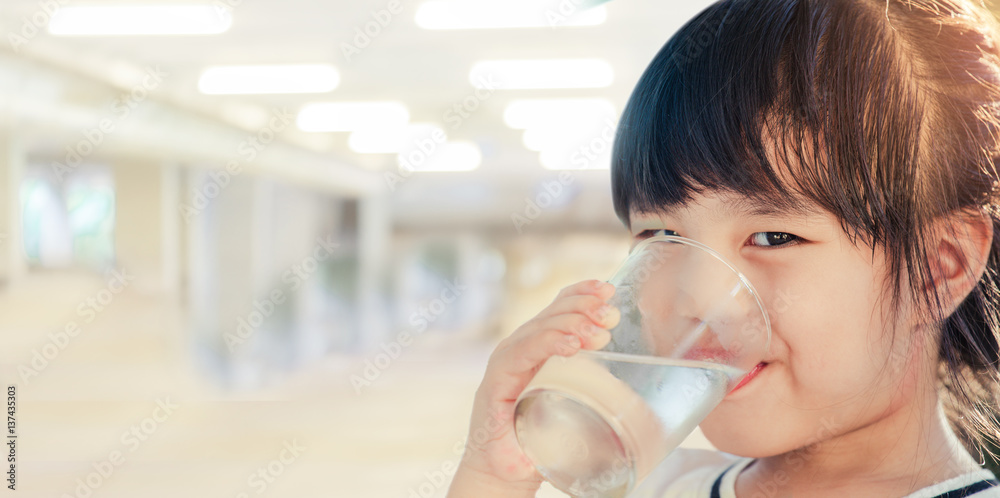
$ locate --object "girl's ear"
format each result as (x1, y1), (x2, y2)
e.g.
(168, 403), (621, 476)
(922, 208), (994, 322)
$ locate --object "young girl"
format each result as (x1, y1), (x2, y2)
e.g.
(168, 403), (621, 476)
(448, 0), (1000, 496)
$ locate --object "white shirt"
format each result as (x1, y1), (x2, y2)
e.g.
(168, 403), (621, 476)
(626, 448), (1000, 498)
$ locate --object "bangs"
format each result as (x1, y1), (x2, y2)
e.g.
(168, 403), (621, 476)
(611, 0), (926, 243)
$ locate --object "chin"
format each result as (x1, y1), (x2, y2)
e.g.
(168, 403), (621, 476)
(699, 408), (796, 458)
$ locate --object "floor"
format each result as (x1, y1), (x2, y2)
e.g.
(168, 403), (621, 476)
(0, 272), (711, 497)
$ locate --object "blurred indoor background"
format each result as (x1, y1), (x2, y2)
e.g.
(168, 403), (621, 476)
(0, 0), (753, 496)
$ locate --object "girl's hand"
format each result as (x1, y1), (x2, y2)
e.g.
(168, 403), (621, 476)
(447, 279), (621, 497)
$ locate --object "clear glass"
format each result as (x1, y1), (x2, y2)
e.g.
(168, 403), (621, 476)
(513, 235), (771, 497)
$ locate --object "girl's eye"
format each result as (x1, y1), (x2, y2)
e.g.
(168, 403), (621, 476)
(639, 229), (680, 238)
(749, 232), (799, 247)
(636, 229), (800, 248)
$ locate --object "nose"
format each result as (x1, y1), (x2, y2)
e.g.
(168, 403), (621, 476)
(676, 247), (747, 320)
(637, 240), (765, 368)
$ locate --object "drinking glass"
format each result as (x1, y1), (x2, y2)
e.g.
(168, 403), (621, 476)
(513, 235), (771, 497)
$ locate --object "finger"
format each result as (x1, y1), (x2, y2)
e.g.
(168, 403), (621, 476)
(601, 304), (621, 331)
(553, 279), (616, 302)
(482, 327), (582, 405)
(533, 313), (613, 351)
(504, 302), (614, 350)
(504, 283), (618, 343)
(493, 326), (583, 377)
(487, 313), (615, 398)
(539, 294), (621, 329)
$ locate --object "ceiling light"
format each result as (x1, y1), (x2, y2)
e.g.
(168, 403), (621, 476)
(348, 123), (447, 154)
(398, 141), (481, 172)
(503, 98), (616, 129)
(198, 64), (339, 95)
(49, 5), (232, 36)
(523, 125), (595, 152)
(470, 59), (613, 89)
(503, 99), (617, 170)
(540, 146), (610, 170)
(296, 102), (410, 132)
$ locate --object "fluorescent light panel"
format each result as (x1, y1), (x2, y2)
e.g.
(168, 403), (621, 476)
(504, 98), (616, 129)
(349, 123), (446, 154)
(398, 141), (481, 172)
(49, 5), (232, 36)
(416, 0), (606, 29)
(521, 118), (615, 152)
(297, 102), (409, 132)
(199, 64), (339, 95)
(540, 147), (610, 170)
(471, 59), (613, 90)
(503, 99), (616, 171)
(523, 126), (589, 152)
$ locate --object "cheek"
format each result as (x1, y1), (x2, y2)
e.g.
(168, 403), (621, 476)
(701, 244), (916, 455)
(701, 289), (901, 456)
(759, 250), (902, 405)
(783, 299), (891, 403)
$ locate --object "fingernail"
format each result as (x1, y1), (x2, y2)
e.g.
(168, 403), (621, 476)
(585, 323), (605, 337)
(559, 335), (581, 354)
(596, 305), (612, 321)
(566, 335), (582, 348)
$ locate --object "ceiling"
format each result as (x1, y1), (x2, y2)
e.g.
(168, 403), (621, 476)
(0, 0), (721, 231)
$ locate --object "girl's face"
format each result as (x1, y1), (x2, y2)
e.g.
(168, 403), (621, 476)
(629, 190), (931, 458)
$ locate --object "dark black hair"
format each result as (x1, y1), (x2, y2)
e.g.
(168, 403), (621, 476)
(611, 0), (1000, 458)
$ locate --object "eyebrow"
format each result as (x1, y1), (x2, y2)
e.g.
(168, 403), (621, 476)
(631, 196), (824, 229)
(723, 197), (822, 218)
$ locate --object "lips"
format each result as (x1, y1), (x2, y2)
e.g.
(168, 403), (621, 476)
(680, 347), (735, 365)
(729, 362), (767, 394)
